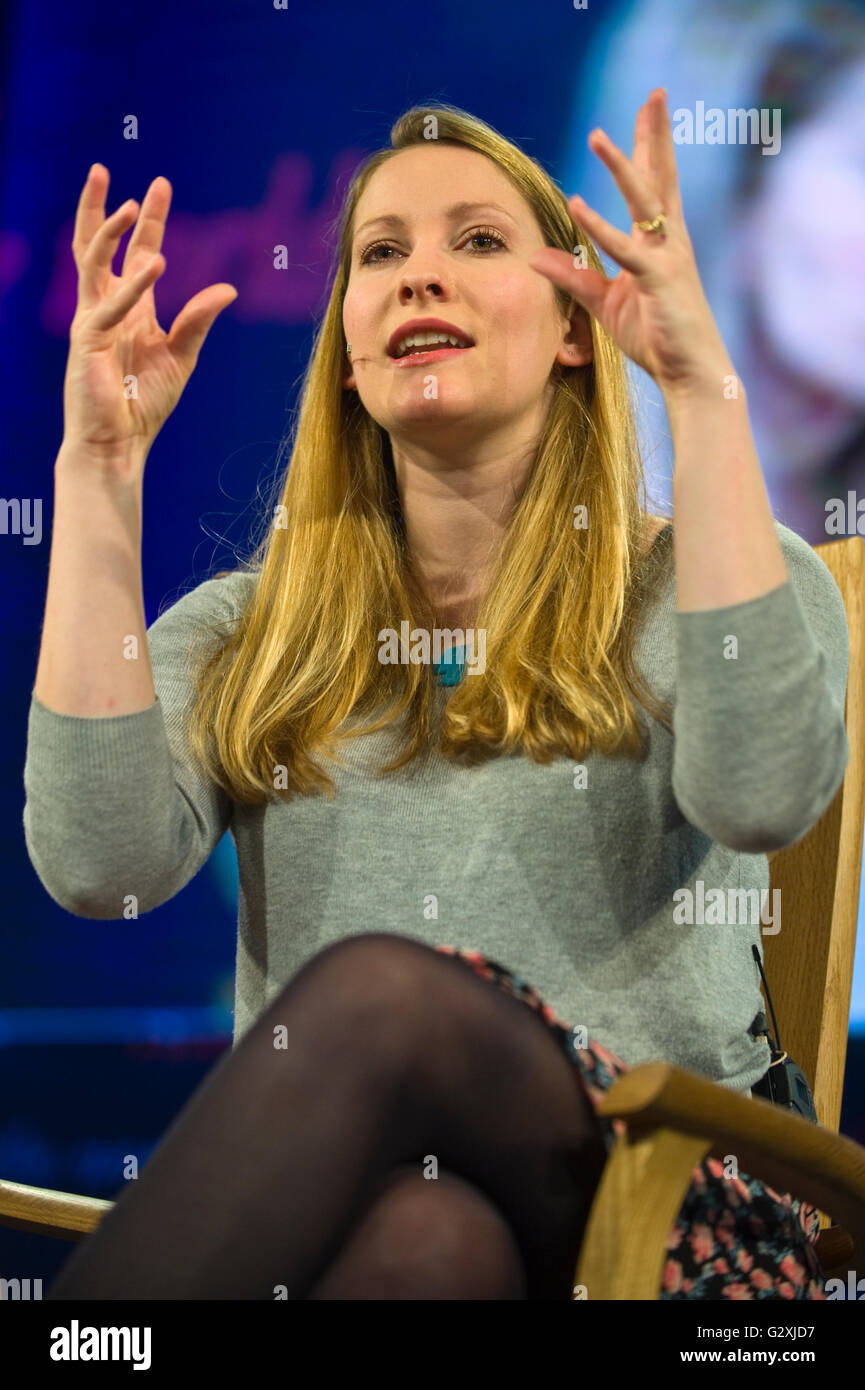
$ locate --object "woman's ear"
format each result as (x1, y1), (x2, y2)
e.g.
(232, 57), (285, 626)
(555, 306), (593, 367)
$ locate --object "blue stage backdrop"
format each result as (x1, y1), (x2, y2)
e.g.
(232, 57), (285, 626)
(2, 0), (864, 1288)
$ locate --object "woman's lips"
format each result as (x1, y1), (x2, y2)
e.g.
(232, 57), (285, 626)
(389, 345), (475, 367)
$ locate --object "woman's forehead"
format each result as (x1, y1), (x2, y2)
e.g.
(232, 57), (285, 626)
(354, 146), (528, 230)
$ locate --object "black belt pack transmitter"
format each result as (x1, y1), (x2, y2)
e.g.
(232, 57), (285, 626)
(748, 945), (819, 1123)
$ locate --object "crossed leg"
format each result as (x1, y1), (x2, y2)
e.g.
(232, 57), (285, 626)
(47, 934), (608, 1301)
(307, 1163), (527, 1299)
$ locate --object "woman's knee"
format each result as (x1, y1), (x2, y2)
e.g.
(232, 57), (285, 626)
(269, 933), (446, 1058)
(298, 933), (442, 1001)
(308, 1164), (527, 1300)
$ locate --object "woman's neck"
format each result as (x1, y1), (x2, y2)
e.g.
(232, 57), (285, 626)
(402, 513), (670, 640)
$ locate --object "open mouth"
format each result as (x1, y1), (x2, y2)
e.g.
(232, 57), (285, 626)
(392, 336), (478, 358)
(388, 329), (475, 361)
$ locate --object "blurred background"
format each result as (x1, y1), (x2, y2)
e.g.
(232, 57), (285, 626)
(2, 0), (864, 1287)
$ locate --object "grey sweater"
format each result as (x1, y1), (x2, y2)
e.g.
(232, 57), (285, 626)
(22, 519), (850, 1094)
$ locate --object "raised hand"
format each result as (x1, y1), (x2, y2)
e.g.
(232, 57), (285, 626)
(63, 164), (238, 464)
(528, 89), (732, 397)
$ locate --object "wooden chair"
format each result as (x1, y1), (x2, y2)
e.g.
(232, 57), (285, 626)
(574, 532), (865, 1297)
(2, 536), (864, 1301)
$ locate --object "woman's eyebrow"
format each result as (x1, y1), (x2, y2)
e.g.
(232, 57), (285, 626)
(353, 201), (520, 243)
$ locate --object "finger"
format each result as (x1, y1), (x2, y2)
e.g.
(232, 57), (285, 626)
(77, 199), (140, 306)
(632, 100), (652, 186)
(87, 255), (165, 333)
(71, 163), (110, 270)
(527, 249), (610, 319)
(121, 176), (172, 279)
(648, 89), (683, 218)
(588, 127), (660, 226)
(166, 283), (238, 372)
(567, 195), (650, 275)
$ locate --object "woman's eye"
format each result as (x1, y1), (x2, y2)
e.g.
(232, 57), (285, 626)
(360, 243), (395, 265)
(466, 229), (507, 253)
(359, 227), (507, 265)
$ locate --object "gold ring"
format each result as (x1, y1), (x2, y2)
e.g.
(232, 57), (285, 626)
(634, 212), (667, 234)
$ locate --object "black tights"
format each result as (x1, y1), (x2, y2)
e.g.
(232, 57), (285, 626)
(47, 934), (609, 1301)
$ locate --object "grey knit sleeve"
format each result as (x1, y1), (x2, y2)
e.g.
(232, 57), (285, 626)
(671, 521), (850, 852)
(22, 569), (255, 918)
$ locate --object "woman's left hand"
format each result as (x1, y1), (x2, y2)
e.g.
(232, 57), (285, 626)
(529, 88), (732, 397)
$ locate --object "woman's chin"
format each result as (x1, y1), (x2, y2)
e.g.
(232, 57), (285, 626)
(383, 396), (480, 430)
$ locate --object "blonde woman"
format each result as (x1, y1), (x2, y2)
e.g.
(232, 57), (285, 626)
(27, 91), (848, 1299)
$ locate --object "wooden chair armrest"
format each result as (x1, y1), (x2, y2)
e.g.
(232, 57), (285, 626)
(0, 1179), (113, 1241)
(596, 1063), (865, 1261)
(574, 1061), (865, 1298)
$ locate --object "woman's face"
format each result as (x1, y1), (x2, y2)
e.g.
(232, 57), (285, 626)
(342, 144), (591, 441)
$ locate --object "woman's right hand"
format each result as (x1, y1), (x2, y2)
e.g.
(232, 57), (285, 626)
(62, 164), (237, 466)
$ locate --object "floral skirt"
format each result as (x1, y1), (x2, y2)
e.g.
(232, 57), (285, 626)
(434, 945), (826, 1300)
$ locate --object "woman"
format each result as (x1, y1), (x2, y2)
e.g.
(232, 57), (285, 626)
(26, 92), (848, 1299)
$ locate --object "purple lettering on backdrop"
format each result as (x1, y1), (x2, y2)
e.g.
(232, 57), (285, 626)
(32, 149), (368, 334)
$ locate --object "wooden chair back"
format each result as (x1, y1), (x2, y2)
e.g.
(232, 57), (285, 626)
(764, 534), (865, 1140)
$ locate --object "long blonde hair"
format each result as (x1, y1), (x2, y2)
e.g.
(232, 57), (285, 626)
(186, 102), (673, 802)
